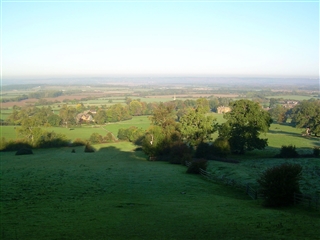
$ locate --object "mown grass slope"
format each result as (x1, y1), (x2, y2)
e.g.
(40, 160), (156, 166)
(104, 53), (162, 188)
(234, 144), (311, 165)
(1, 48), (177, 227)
(1, 142), (319, 240)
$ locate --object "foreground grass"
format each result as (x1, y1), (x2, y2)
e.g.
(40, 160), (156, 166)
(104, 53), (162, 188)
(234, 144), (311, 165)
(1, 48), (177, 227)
(1, 142), (319, 240)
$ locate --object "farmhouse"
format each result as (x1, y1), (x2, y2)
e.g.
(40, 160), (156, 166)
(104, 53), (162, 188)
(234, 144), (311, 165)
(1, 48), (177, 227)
(282, 100), (299, 109)
(217, 106), (231, 114)
(76, 110), (95, 123)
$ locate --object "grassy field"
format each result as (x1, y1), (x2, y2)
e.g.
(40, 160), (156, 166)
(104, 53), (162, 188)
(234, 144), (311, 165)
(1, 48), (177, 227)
(0, 116), (152, 141)
(205, 122), (320, 195)
(265, 95), (315, 101)
(1, 142), (319, 240)
(1, 126), (17, 140)
(0, 108), (13, 120)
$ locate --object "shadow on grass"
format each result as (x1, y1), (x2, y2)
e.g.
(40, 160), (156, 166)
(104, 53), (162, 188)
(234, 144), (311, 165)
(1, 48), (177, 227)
(268, 129), (304, 138)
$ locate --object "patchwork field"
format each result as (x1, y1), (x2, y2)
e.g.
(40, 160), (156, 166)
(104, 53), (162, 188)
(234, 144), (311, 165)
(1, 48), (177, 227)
(1, 142), (319, 240)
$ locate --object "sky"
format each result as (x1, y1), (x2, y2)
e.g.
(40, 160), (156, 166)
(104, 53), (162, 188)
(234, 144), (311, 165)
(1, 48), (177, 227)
(1, 0), (319, 79)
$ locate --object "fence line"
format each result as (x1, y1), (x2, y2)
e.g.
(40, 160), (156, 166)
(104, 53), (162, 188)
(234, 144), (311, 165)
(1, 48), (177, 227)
(186, 161), (319, 210)
(294, 192), (319, 210)
(199, 167), (259, 199)
(186, 161), (257, 199)
(246, 184), (258, 200)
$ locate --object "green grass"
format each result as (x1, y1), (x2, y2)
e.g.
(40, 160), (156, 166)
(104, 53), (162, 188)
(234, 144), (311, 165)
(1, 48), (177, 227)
(83, 99), (126, 105)
(1, 142), (319, 240)
(267, 124), (318, 149)
(0, 109), (13, 120)
(266, 95), (315, 101)
(0, 116), (151, 141)
(103, 116), (151, 134)
(0, 126), (17, 140)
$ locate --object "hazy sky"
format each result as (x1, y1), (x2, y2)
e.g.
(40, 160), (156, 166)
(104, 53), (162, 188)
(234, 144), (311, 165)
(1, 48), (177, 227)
(1, 1), (319, 79)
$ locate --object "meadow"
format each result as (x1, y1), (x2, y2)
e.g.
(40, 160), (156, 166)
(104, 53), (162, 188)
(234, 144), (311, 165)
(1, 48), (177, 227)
(265, 95), (315, 101)
(1, 142), (319, 240)
(0, 116), (152, 141)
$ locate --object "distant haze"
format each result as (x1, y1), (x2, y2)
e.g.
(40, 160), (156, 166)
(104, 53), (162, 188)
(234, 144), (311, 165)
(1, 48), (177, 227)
(1, 77), (319, 90)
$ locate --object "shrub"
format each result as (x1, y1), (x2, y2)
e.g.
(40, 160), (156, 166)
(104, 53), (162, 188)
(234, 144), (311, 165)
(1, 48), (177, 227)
(134, 147), (143, 151)
(257, 163), (302, 207)
(89, 132), (103, 144)
(194, 142), (212, 159)
(104, 132), (116, 143)
(15, 148), (33, 155)
(84, 143), (95, 153)
(117, 126), (145, 144)
(186, 159), (208, 174)
(278, 145), (299, 158)
(1, 139), (32, 152)
(169, 141), (192, 165)
(313, 147), (320, 157)
(72, 138), (86, 146)
(0, 137), (6, 150)
(212, 138), (231, 158)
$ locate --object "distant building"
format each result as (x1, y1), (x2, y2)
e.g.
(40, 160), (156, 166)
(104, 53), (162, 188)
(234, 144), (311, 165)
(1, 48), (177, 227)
(76, 110), (95, 123)
(283, 101), (299, 109)
(217, 106), (231, 114)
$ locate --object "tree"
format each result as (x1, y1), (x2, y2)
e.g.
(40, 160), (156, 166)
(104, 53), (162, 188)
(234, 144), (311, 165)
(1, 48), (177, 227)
(150, 102), (176, 129)
(142, 103), (181, 157)
(59, 105), (77, 128)
(291, 99), (320, 136)
(219, 99), (272, 154)
(180, 107), (217, 147)
(95, 109), (107, 125)
(209, 98), (219, 112)
(129, 100), (143, 116)
(269, 105), (288, 123)
(47, 114), (62, 127)
(269, 98), (279, 108)
(196, 98), (210, 113)
(16, 125), (68, 148)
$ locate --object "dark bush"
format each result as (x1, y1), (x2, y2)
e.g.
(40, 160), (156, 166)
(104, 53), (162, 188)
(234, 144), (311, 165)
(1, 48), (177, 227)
(1, 140), (32, 152)
(313, 147), (320, 157)
(72, 138), (86, 146)
(169, 141), (192, 165)
(37, 137), (69, 148)
(212, 138), (231, 158)
(186, 159), (208, 174)
(257, 163), (302, 207)
(15, 148), (33, 155)
(195, 142), (212, 159)
(84, 143), (95, 153)
(277, 145), (299, 158)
